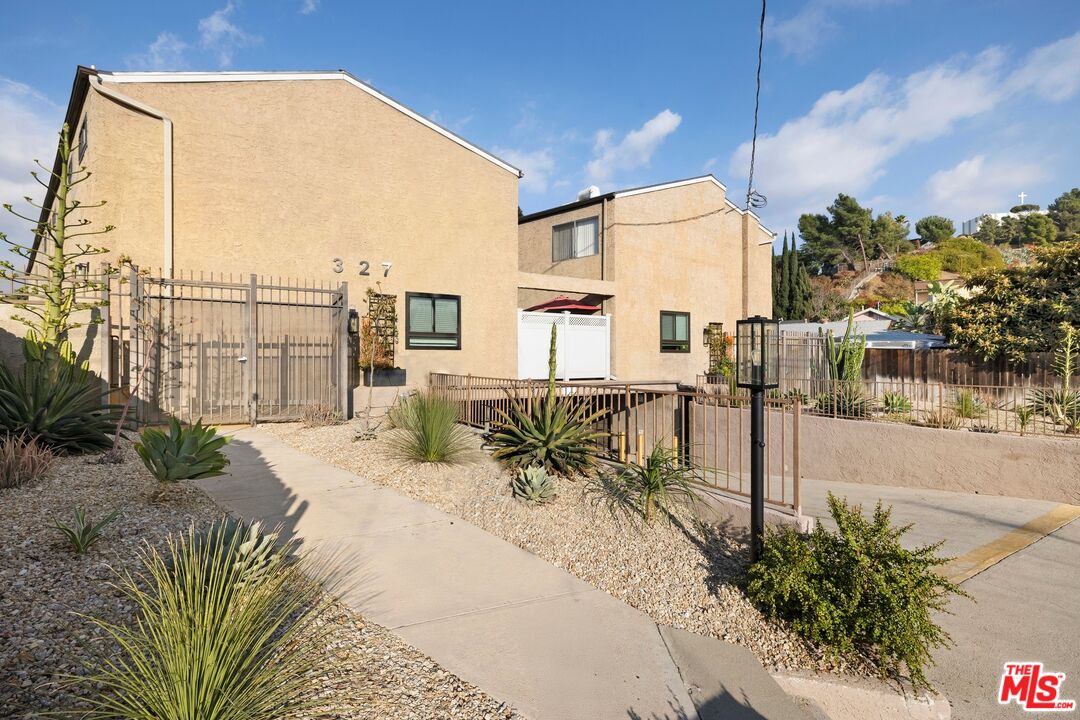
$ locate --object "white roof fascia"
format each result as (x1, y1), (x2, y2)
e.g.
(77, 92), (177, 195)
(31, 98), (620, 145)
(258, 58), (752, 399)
(97, 70), (522, 177)
(613, 175), (727, 199)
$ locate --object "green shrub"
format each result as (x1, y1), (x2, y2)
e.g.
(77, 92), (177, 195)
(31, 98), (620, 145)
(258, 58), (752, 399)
(0, 434), (54, 488)
(489, 394), (607, 476)
(1014, 406), (1035, 435)
(135, 418), (230, 482)
(53, 507), (119, 555)
(386, 390), (476, 463)
(78, 522), (337, 719)
(952, 390), (986, 419)
(0, 354), (117, 454)
(512, 464), (556, 504)
(894, 254), (943, 282)
(879, 391), (912, 415)
(590, 443), (699, 525)
(935, 236), (1004, 273)
(745, 493), (968, 691)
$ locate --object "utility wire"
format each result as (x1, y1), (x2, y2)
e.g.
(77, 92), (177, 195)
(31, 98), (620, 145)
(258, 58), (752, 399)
(745, 0), (767, 211)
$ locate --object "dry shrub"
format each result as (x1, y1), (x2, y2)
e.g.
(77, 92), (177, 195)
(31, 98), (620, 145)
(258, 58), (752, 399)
(0, 434), (55, 488)
(300, 403), (342, 427)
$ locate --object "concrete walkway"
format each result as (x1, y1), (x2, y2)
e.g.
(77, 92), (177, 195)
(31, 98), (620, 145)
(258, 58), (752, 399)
(195, 429), (805, 720)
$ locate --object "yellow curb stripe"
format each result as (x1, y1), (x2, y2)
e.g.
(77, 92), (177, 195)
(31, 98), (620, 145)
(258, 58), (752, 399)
(940, 503), (1080, 584)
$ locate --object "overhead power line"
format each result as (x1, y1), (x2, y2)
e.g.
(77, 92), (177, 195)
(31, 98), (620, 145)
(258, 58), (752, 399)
(745, 0), (767, 211)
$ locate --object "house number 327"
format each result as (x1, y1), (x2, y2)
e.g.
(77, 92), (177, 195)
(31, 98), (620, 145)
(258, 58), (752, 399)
(332, 258), (370, 276)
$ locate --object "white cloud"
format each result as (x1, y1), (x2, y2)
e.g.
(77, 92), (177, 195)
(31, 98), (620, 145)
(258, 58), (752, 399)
(925, 155), (1046, 220)
(770, 0), (904, 61)
(493, 147), (555, 195)
(0, 78), (61, 254)
(728, 32), (1080, 230)
(300, 0), (318, 14)
(198, 1), (261, 67)
(126, 32), (188, 71)
(585, 109), (682, 185)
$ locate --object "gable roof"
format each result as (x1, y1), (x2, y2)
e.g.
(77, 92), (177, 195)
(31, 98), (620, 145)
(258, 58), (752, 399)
(519, 174), (774, 238)
(94, 69), (521, 176)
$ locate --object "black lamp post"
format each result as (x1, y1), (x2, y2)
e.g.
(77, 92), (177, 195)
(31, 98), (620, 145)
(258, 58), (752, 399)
(736, 315), (779, 563)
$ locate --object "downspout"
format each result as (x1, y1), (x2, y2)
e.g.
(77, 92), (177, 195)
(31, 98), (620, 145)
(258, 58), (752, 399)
(90, 77), (174, 277)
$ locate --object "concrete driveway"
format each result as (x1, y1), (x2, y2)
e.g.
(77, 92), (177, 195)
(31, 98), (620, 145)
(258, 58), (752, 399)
(800, 478), (1080, 720)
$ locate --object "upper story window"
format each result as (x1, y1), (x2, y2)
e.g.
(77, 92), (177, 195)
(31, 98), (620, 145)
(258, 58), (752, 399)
(552, 217), (599, 262)
(660, 311), (690, 353)
(78, 117), (89, 164)
(406, 292), (461, 350)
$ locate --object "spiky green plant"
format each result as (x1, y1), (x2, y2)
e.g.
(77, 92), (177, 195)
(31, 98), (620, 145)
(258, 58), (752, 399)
(879, 391), (912, 415)
(512, 464), (556, 504)
(53, 507), (119, 555)
(75, 522), (339, 719)
(815, 384), (872, 418)
(970, 423), (999, 434)
(952, 390), (986, 419)
(591, 443), (699, 525)
(923, 409), (961, 430)
(823, 310), (867, 385)
(135, 417), (230, 482)
(1014, 405), (1035, 436)
(0, 433), (54, 488)
(489, 324), (607, 475)
(0, 348), (117, 454)
(386, 390), (476, 464)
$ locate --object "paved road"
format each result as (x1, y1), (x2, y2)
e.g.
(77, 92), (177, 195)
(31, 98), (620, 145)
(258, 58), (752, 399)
(801, 478), (1080, 720)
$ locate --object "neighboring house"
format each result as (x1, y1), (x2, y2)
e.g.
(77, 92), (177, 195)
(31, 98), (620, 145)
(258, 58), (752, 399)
(518, 176), (774, 383)
(851, 307), (900, 326)
(961, 209), (1048, 236)
(30, 66), (522, 383)
(913, 271), (970, 304)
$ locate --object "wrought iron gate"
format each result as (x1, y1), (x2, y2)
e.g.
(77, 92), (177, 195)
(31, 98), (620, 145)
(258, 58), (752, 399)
(121, 270), (349, 425)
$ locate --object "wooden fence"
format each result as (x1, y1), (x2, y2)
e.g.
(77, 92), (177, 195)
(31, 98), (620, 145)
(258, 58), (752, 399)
(430, 373), (802, 514)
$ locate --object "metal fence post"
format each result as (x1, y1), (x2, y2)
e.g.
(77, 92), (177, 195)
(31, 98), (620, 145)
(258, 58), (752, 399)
(338, 281), (349, 420)
(248, 274), (258, 426)
(99, 263), (112, 398)
(792, 398), (801, 515)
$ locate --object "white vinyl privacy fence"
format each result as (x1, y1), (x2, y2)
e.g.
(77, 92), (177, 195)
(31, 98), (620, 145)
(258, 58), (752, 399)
(517, 310), (610, 380)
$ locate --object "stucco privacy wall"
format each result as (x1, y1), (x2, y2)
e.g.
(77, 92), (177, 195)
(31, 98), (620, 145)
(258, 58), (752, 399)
(799, 414), (1080, 504)
(608, 181), (772, 382)
(63, 76), (520, 382)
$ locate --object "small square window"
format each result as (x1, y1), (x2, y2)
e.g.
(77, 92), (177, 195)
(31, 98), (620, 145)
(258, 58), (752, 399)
(660, 311), (690, 353)
(406, 292), (460, 350)
(552, 217), (599, 262)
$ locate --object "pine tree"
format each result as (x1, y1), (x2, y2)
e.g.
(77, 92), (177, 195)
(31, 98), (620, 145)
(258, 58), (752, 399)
(772, 235), (785, 318)
(789, 242), (813, 320)
(786, 234), (799, 319)
(774, 233), (792, 318)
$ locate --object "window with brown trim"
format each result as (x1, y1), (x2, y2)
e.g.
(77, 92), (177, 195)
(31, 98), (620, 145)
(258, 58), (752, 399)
(660, 311), (690, 353)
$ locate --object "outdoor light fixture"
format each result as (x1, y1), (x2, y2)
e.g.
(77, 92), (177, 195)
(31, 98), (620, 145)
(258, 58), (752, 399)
(348, 308), (360, 335)
(735, 315), (779, 563)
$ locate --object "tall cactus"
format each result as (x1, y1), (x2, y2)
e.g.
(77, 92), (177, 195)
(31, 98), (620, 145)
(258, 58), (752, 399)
(824, 309), (866, 385)
(547, 322), (557, 408)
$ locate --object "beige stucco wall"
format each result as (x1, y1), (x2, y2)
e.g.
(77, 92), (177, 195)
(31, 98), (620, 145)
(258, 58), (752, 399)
(800, 415), (1080, 503)
(46, 77), (520, 383)
(518, 180), (773, 383)
(517, 202), (606, 280)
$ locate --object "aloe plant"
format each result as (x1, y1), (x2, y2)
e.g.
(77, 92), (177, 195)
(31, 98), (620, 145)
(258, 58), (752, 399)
(880, 391), (912, 415)
(135, 417), (230, 482)
(512, 465), (556, 504)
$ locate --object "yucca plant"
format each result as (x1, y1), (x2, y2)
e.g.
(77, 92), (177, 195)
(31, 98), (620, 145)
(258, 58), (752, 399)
(173, 517), (283, 597)
(386, 390), (476, 464)
(591, 443), (699, 525)
(0, 350), (117, 454)
(0, 433), (54, 488)
(489, 324), (607, 476)
(952, 390), (986, 419)
(1014, 405), (1035, 436)
(76, 522), (339, 719)
(135, 417), (230, 482)
(53, 507), (119, 554)
(879, 391), (912, 415)
(815, 384), (872, 418)
(512, 464), (556, 504)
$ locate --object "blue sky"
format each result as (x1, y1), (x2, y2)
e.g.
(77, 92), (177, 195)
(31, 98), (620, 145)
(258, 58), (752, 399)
(1, 0), (1078, 249)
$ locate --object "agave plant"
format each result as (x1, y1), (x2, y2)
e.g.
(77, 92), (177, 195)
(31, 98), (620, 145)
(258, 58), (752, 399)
(512, 464), (556, 504)
(1014, 405), (1035, 436)
(135, 417), (230, 482)
(815, 384), (871, 418)
(173, 517), (283, 594)
(952, 390), (987, 419)
(489, 394), (608, 476)
(0, 352), (117, 454)
(53, 507), (119, 555)
(879, 391), (912, 415)
(1027, 388), (1079, 428)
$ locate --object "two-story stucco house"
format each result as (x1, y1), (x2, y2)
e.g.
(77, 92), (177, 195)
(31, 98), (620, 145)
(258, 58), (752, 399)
(30, 66), (522, 384)
(518, 176), (775, 383)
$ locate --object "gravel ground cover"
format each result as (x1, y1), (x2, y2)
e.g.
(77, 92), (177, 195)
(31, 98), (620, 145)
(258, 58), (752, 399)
(263, 420), (869, 678)
(0, 441), (521, 719)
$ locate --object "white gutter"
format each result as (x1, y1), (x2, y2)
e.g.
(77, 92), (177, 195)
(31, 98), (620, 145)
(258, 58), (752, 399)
(90, 77), (174, 276)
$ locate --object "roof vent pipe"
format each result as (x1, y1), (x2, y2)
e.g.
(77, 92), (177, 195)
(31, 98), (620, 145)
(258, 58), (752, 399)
(577, 185), (600, 201)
